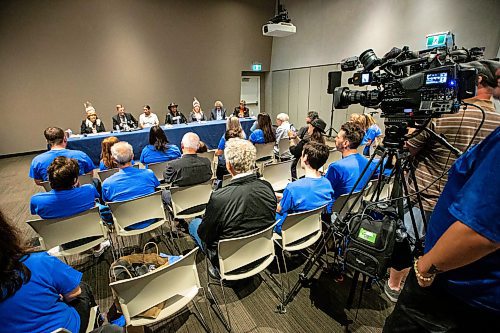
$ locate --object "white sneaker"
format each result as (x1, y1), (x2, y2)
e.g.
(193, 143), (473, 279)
(93, 240), (111, 258)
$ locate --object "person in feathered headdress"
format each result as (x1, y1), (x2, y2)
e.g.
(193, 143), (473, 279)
(80, 101), (106, 134)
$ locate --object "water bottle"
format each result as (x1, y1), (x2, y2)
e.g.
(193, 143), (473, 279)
(115, 125), (121, 133)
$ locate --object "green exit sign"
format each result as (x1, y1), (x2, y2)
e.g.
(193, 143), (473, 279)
(252, 63), (262, 71)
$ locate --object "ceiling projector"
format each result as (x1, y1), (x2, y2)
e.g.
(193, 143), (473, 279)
(262, 22), (296, 37)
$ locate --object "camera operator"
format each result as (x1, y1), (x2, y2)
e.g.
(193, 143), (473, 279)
(384, 60), (500, 301)
(383, 127), (500, 333)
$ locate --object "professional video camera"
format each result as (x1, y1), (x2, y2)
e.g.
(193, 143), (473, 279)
(334, 43), (484, 121)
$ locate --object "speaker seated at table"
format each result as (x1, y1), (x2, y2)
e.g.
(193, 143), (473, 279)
(165, 102), (187, 125)
(112, 104), (138, 131)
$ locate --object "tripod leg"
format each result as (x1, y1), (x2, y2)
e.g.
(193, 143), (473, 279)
(346, 271), (360, 310)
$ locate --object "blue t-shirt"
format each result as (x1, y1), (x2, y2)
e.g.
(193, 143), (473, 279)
(275, 177), (334, 234)
(249, 129), (265, 144)
(324, 153), (378, 201)
(29, 149), (95, 181)
(424, 127), (500, 312)
(102, 166), (160, 230)
(139, 144), (181, 166)
(361, 124), (382, 146)
(30, 184), (99, 219)
(99, 160), (135, 171)
(0, 252), (82, 333)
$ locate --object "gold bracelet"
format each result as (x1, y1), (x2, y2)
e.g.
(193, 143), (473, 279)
(414, 258), (434, 282)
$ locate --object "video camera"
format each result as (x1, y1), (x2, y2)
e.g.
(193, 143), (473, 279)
(334, 40), (484, 120)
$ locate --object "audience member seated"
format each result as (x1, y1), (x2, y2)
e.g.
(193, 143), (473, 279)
(274, 112), (295, 159)
(275, 142), (333, 234)
(189, 138), (277, 270)
(81, 102), (106, 134)
(29, 127), (95, 186)
(102, 142), (160, 230)
(215, 116), (246, 180)
(350, 113), (382, 156)
(233, 99), (250, 118)
(139, 125), (181, 166)
(138, 104), (159, 129)
(99, 136), (120, 171)
(249, 113), (276, 144)
(297, 111), (319, 140)
(30, 156), (110, 255)
(189, 98), (207, 122)
(165, 102), (187, 125)
(197, 141), (208, 153)
(163, 132), (212, 187)
(112, 104), (138, 131)
(210, 100), (227, 120)
(324, 122), (376, 202)
(0, 211), (122, 333)
(289, 118), (326, 180)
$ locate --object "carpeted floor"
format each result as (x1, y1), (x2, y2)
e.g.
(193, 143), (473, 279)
(0, 154), (395, 333)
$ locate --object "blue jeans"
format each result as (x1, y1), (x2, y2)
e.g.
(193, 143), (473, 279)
(189, 218), (204, 251)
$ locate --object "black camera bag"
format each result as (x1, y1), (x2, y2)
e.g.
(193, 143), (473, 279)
(344, 212), (396, 278)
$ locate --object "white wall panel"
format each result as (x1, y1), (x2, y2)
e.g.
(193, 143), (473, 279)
(288, 68), (310, 127)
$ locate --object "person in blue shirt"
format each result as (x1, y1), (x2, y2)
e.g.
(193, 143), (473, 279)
(29, 127), (95, 185)
(215, 116), (246, 180)
(30, 156), (111, 255)
(249, 113), (276, 144)
(350, 113), (382, 156)
(383, 127), (500, 332)
(325, 122), (379, 201)
(102, 141), (160, 230)
(275, 142), (333, 234)
(139, 125), (181, 166)
(0, 212), (122, 333)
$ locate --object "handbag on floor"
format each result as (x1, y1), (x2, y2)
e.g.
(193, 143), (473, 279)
(109, 242), (172, 319)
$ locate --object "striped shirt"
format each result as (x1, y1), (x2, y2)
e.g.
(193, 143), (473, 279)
(407, 97), (500, 212)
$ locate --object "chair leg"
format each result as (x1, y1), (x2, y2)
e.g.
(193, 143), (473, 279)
(199, 287), (215, 332)
(282, 249), (290, 295)
(220, 280), (232, 332)
(192, 293), (212, 333)
(205, 259), (231, 331)
(167, 211), (182, 255)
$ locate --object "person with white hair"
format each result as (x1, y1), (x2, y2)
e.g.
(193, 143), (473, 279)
(274, 112), (295, 159)
(189, 98), (207, 122)
(163, 132), (212, 187)
(210, 100), (227, 121)
(102, 141), (160, 230)
(188, 138), (277, 275)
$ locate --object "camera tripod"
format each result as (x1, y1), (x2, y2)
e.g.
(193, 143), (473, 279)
(278, 121), (435, 313)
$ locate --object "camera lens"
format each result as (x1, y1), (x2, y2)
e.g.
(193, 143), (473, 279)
(360, 49), (380, 71)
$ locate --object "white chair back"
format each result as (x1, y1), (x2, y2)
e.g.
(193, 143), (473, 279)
(218, 223), (277, 281)
(279, 205), (326, 252)
(98, 164), (139, 182)
(170, 181), (213, 219)
(255, 142), (275, 161)
(40, 173), (94, 192)
(262, 160), (293, 192)
(110, 248), (201, 326)
(364, 178), (393, 201)
(27, 207), (107, 256)
(278, 138), (290, 157)
(107, 191), (166, 236)
(357, 145), (366, 155)
(332, 190), (363, 218)
(147, 161), (170, 182)
(198, 150), (216, 177)
(324, 149), (342, 169)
